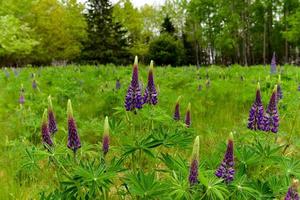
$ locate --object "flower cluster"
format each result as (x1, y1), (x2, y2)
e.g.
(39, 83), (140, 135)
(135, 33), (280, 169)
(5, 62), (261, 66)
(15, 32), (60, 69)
(285, 179), (299, 200)
(189, 136), (199, 186)
(102, 116), (110, 156)
(67, 100), (81, 153)
(215, 132), (235, 183)
(143, 60), (158, 105)
(248, 84), (279, 133)
(48, 96), (58, 135)
(270, 52), (276, 74)
(41, 109), (53, 148)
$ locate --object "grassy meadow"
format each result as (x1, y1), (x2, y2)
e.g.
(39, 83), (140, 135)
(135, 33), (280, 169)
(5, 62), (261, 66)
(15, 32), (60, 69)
(1, 65), (300, 199)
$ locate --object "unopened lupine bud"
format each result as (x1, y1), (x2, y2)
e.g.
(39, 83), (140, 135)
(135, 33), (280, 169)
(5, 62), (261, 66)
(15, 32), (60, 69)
(270, 52), (276, 74)
(185, 103), (191, 128)
(263, 85), (279, 133)
(102, 116), (110, 156)
(285, 179), (299, 200)
(124, 56), (143, 112)
(67, 100), (81, 153)
(215, 132), (235, 184)
(143, 60), (158, 105)
(247, 83), (264, 130)
(48, 96), (57, 135)
(173, 96), (181, 121)
(41, 109), (53, 147)
(189, 136), (199, 186)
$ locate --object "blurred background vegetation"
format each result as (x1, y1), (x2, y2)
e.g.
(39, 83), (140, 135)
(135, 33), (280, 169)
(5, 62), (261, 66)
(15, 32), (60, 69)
(0, 0), (300, 67)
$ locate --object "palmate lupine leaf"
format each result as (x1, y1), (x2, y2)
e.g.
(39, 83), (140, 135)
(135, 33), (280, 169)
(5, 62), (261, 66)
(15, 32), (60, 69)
(123, 171), (169, 200)
(61, 161), (115, 199)
(167, 171), (193, 200)
(159, 153), (188, 174)
(229, 176), (261, 199)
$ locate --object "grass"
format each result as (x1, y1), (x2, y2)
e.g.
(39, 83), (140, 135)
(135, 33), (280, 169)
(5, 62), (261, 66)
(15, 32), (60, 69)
(0, 64), (300, 199)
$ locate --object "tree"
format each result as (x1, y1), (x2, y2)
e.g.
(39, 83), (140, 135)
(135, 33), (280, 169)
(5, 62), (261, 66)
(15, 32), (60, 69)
(82, 0), (129, 64)
(161, 15), (176, 35)
(148, 34), (184, 66)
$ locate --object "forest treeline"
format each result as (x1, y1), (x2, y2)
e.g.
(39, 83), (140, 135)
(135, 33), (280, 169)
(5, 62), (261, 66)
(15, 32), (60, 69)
(0, 0), (299, 66)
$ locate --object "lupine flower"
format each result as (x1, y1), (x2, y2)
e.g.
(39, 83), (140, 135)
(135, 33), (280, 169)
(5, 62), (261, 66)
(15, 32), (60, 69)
(32, 78), (37, 90)
(215, 132), (235, 184)
(270, 52), (276, 74)
(185, 103), (191, 128)
(247, 83), (265, 131)
(102, 116), (110, 156)
(116, 79), (121, 90)
(189, 136), (199, 186)
(48, 96), (58, 135)
(19, 84), (25, 104)
(4, 68), (10, 78)
(67, 100), (81, 153)
(285, 179), (299, 200)
(277, 75), (283, 101)
(124, 56), (143, 112)
(143, 60), (158, 105)
(263, 85), (279, 133)
(173, 96), (181, 121)
(41, 109), (53, 147)
(206, 79), (210, 88)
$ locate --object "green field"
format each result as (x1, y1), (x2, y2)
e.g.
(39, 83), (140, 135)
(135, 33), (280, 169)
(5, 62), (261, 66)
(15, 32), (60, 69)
(1, 65), (300, 199)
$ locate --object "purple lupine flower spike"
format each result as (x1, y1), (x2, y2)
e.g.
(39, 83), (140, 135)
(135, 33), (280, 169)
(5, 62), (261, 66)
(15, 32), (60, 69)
(270, 52), (276, 74)
(4, 67), (10, 78)
(263, 85), (279, 133)
(173, 96), (181, 121)
(298, 84), (300, 92)
(102, 116), (110, 156)
(189, 136), (199, 186)
(19, 84), (25, 104)
(143, 60), (158, 105)
(124, 56), (143, 112)
(185, 103), (191, 128)
(48, 96), (58, 135)
(285, 179), (299, 200)
(116, 79), (121, 90)
(247, 83), (265, 130)
(215, 132), (235, 184)
(41, 109), (53, 148)
(67, 100), (81, 153)
(277, 75), (283, 101)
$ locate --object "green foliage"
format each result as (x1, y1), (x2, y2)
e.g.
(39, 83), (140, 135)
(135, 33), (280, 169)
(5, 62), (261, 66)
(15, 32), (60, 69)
(148, 34), (184, 66)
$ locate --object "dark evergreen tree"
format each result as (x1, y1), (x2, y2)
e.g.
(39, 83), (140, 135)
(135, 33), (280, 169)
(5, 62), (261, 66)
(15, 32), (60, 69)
(81, 0), (129, 64)
(161, 15), (176, 35)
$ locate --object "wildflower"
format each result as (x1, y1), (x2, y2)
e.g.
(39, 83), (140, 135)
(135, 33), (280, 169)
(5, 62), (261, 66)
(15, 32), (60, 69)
(41, 109), (53, 147)
(143, 60), (158, 105)
(19, 84), (25, 104)
(270, 52), (276, 74)
(298, 84), (300, 92)
(285, 179), (299, 200)
(263, 85), (279, 133)
(189, 136), (199, 186)
(124, 56), (143, 112)
(67, 100), (81, 153)
(4, 68), (9, 78)
(277, 75), (283, 101)
(215, 132), (235, 184)
(247, 83), (265, 131)
(116, 79), (121, 90)
(185, 103), (191, 128)
(102, 116), (110, 156)
(48, 96), (58, 135)
(173, 96), (181, 121)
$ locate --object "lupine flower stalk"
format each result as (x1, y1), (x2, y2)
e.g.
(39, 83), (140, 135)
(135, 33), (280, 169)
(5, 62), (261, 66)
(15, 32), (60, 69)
(124, 56), (143, 112)
(116, 79), (121, 90)
(185, 103), (191, 128)
(173, 96), (181, 121)
(188, 136), (199, 186)
(263, 85), (279, 133)
(48, 95), (58, 135)
(277, 75), (283, 101)
(67, 100), (81, 153)
(285, 179), (299, 200)
(41, 109), (53, 148)
(270, 52), (276, 74)
(215, 132), (235, 184)
(143, 60), (158, 105)
(102, 116), (110, 156)
(247, 83), (265, 130)
(19, 84), (25, 105)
